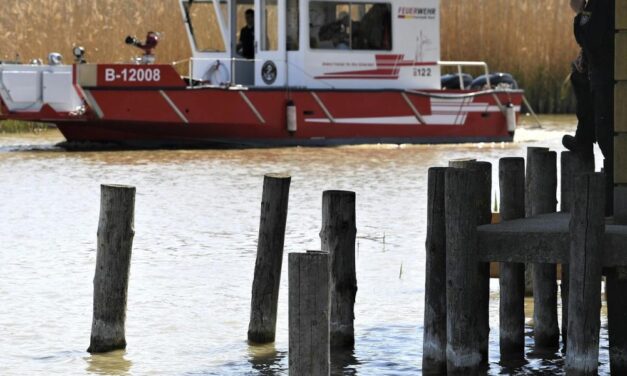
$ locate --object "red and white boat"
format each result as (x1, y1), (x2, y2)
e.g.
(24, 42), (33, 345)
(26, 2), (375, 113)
(0, 0), (523, 147)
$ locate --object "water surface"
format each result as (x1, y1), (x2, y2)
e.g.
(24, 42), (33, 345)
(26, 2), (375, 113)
(0, 116), (610, 375)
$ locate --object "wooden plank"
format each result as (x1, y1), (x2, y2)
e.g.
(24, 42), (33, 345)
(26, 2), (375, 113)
(615, 134), (627, 184)
(615, 185), (627, 224)
(616, 82), (627, 133)
(476, 213), (627, 267)
(618, 0), (627, 30)
(617, 32), (627, 81)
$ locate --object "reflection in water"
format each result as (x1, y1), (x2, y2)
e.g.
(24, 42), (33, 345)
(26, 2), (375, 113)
(248, 342), (286, 375)
(331, 348), (360, 375)
(85, 350), (132, 375)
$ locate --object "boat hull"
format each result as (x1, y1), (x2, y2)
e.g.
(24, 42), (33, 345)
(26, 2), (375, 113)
(52, 87), (522, 147)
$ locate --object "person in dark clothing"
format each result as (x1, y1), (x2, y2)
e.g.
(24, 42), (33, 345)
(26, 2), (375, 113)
(237, 9), (255, 59)
(563, 50), (595, 156)
(563, 0), (615, 215)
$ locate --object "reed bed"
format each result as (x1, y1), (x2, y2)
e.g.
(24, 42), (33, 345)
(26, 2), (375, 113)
(0, 119), (51, 133)
(0, 0), (577, 113)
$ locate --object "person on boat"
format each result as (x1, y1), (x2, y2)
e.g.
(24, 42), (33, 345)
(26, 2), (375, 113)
(563, 0), (615, 215)
(237, 9), (255, 59)
(318, 12), (350, 49)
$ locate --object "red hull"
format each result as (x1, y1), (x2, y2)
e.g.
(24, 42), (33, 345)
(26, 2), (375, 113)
(53, 87), (522, 147)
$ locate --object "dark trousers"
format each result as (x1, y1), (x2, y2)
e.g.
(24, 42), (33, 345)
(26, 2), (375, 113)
(571, 69), (595, 145)
(572, 68), (614, 214)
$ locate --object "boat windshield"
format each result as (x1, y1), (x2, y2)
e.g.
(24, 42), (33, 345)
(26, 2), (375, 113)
(309, 1), (392, 50)
(186, 0), (229, 52)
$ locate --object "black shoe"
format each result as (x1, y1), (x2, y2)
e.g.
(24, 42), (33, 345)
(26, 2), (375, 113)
(562, 135), (593, 156)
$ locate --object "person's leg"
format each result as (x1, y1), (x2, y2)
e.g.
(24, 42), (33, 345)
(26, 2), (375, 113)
(593, 83), (614, 216)
(572, 70), (595, 145)
(563, 69), (595, 155)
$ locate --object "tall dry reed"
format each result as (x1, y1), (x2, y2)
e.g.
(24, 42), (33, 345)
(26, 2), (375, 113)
(0, 0), (578, 112)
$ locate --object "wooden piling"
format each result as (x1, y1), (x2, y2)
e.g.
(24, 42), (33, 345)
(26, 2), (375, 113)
(88, 184), (136, 353)
(559, 151), (595, 347)
(523, 148), (548, 296)
(445, 168), (482, 373)
(448, 159), (491, 363)
(288, 251), (330, 376)
(498, 157), (525, 359)
(527, 148), (560, 351)
(608, 9), (627, 373)
(565, 173), (605, 375)
(607, 267), (627, 375)
(320, 190), (357, 348)
(422, 167), (447, 374)
(248, 174), (291, 344)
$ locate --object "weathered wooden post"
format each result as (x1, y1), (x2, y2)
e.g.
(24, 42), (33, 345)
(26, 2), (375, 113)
(527, 147), (560, 350)
(607, 267), (627, 375)
(248, 174), (291, 344)
(320, 190), (357, 348)
(88, 184), (136, 353)
(559, 151), (595, 348)
(289, 251), (330, 376)
(523, 148), (549, 296)
(422, 167), (447, 374)
(607, 7), (627, 373)
(445, 167), (482, 373)
(498, 157), (525, 360)
(565, 173), (605, 375)
(449, 159), (491, 363)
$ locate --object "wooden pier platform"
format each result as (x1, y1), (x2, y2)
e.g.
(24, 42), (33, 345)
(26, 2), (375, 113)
(478, 212), (627, 266)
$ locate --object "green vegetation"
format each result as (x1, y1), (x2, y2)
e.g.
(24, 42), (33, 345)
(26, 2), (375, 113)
(0, 120), (52, 133)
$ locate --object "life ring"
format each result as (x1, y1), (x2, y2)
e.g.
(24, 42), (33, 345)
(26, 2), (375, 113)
(203, 60), (230, 85)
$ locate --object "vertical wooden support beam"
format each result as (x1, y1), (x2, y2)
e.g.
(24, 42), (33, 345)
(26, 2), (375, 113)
(524, 147), (548, 296)
(498, 158), (525, 360)
(422, 167), (447, 374)
(559, 151), (595, 348)
(607, 267), (627, 375)
(565, 173), (605, 375)
(448, 160), (491, 364)
(445, 168), (482, 373)
(248, 174), (291, 343)
(320, 190), (357, 349)
(607, 10), (627, 374)
(88, 184), (136, 353)
(527, 148), (560, 351)
(288, 251), (330, 376)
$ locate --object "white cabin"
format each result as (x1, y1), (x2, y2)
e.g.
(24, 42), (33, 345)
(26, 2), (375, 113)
(179, 0), (441, 89)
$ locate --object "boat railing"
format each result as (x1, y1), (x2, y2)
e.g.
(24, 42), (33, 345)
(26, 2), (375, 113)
(437, 61), (491, 90)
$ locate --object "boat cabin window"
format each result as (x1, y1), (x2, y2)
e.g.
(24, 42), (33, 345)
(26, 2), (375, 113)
(261, 0), (278, 50)
(286, 0), (299, 50)
(186, 0), (229, 52)
(309, 2), (391, 50)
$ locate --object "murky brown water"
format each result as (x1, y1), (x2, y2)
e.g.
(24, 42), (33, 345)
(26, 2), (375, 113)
(0, 116), (611, 375)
